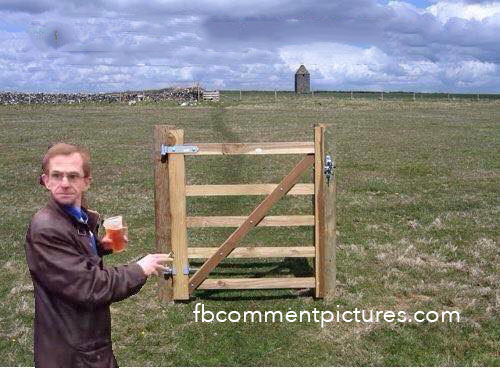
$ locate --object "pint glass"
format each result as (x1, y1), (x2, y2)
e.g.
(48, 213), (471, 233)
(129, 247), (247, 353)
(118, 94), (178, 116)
(103, 216), (128, 252)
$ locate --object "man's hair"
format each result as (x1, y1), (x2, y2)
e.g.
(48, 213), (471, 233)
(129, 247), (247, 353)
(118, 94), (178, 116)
(40, 143), (91, 184)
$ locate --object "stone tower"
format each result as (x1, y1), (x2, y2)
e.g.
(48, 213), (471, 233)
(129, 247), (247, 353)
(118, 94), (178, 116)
(295, 64), (310, 94)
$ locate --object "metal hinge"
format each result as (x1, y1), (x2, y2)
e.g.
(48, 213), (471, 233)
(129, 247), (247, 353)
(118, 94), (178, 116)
(161, 144), (199, 162)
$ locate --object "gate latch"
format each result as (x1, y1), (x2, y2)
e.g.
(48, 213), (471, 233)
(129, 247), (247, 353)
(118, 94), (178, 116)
(163, 265), (199, 279)
(161, 144), (199, 162)
(324, 155), (335, 186)
(163, 266), (176, 279)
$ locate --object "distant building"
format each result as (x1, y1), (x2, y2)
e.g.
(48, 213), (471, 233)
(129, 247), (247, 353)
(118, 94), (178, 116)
(295, 64), (310, 94)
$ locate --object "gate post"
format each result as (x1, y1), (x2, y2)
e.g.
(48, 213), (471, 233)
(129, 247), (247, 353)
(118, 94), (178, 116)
(154, 125), (173, 302)
(324, 127), (336, 300)
(154, 126), (190, 301)
(314, 124), (336, 299)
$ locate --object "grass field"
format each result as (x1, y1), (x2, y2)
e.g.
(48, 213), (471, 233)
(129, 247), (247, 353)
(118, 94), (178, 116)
(0, 93), (498, 366)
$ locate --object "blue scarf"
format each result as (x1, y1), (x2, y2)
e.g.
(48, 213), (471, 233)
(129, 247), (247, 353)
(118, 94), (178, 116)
(63, 205), (98, 255)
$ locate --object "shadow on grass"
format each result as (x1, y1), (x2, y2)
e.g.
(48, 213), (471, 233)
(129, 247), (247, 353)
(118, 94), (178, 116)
(189, 258), (314, 301)
(193, 288), (314, 301)
(189, 258), (313, 277)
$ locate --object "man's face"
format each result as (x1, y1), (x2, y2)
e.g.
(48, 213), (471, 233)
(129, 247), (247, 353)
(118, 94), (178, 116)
(42, 153), (91, 208)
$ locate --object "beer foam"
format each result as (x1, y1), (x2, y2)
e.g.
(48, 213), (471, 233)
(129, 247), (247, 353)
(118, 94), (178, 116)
(103, 216), (123, 230)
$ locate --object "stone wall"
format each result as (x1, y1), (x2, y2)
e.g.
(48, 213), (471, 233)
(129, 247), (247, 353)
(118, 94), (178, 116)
(0, 86), (202, 105)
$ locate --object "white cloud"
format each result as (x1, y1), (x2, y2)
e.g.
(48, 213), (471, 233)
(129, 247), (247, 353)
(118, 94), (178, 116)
(279, 41), (499, 91)
(427, 1), (500, 22)
(442, 59), (497, 85)
(279, 42), (393, 87)
(212, 78), (226, 88)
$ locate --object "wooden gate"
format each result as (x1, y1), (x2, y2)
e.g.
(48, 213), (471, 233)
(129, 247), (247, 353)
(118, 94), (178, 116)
(153, 124), (336, 302)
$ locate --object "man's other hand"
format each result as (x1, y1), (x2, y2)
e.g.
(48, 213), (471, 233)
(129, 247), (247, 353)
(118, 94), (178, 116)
(136, 254), (171, 276)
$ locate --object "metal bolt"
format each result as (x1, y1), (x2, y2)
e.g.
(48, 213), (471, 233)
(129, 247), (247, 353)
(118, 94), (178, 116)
(192, 147), (196, 152)
(172, 147), (176, 152)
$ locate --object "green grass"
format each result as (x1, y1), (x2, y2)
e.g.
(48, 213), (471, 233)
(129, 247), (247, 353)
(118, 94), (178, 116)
(0, 94), (498, 366)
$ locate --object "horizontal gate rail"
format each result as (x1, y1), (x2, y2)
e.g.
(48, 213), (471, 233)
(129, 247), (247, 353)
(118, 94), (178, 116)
(186, 215), (314, 227)
(198, 277), (315, 290)
(186, 183), (314, 196)
(174, 142), (314, 155)
(188, 246), (315, 259)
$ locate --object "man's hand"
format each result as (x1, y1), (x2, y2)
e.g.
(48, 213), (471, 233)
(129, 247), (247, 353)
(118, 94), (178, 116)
(100, 235), (128, 251)
(136, 254), (172, 276)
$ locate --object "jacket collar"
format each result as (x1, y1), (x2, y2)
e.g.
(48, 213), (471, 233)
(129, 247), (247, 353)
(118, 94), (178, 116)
(47, 195), (100, 231)
(62, 205), (88, 224)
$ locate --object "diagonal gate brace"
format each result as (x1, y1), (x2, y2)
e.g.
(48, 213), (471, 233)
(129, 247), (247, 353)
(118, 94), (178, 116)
(188, 154), (315, 293)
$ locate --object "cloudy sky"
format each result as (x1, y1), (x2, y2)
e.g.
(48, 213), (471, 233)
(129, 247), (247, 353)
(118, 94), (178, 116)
(1, 0), (499, 93)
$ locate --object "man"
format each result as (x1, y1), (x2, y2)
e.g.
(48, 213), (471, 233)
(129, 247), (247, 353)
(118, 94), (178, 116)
(25, 143), (170, 367)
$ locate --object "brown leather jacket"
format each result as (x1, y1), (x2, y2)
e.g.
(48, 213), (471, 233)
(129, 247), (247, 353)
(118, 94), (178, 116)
(25, 197), (147, 368)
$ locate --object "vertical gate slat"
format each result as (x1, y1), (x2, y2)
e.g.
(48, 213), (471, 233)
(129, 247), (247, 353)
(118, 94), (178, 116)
(168, 129), (190, 300)
(314, 124), (326, 298)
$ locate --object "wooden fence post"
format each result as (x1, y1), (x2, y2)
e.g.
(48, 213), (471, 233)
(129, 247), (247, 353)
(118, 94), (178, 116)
(154, 125), (174, 303)
(314, 124), (336, 299)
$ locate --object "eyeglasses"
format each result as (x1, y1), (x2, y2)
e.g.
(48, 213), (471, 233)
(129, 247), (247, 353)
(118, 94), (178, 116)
(49, 172), (85, 183)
